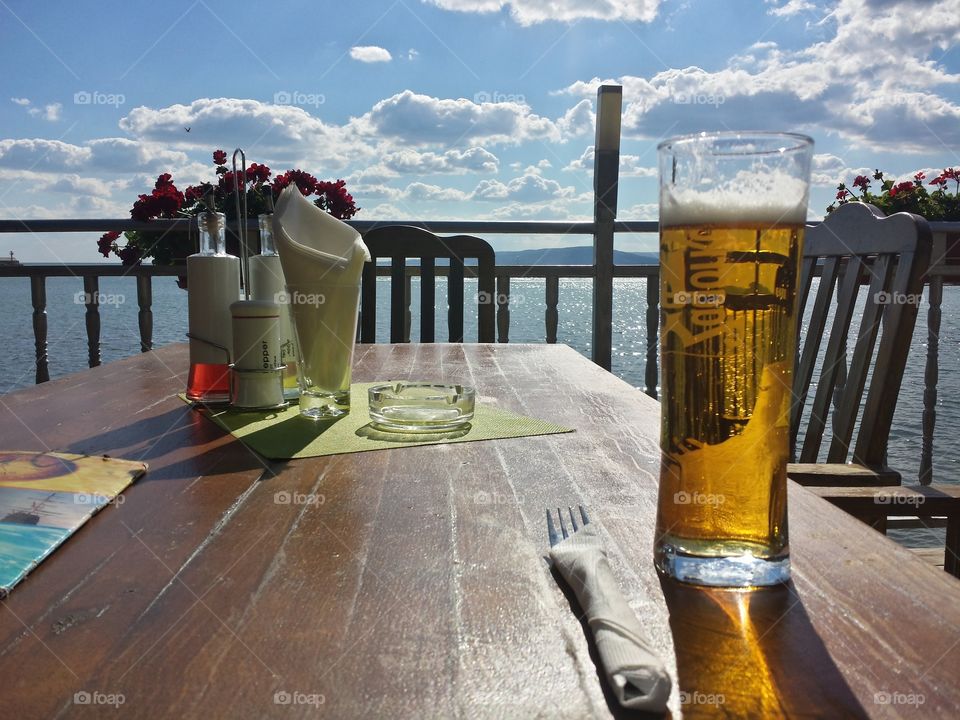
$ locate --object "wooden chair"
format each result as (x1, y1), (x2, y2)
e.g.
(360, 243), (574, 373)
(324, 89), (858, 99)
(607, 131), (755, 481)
(788, 201), (931, 485)
(359, 225), (495, 343)
(786, 202), (960, 577)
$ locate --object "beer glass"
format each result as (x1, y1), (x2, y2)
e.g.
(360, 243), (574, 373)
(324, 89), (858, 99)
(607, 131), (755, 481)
(654, 132), (813, 587)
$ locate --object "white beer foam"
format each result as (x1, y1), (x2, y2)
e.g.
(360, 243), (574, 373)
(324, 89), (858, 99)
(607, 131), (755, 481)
(660, 172), (809, 226)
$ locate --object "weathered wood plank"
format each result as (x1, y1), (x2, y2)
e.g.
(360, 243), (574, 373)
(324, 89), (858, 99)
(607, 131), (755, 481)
(2, 344), (960, 718)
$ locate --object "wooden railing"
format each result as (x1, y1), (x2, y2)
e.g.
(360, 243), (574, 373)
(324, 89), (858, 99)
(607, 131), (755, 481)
(2, 218), (960, 485)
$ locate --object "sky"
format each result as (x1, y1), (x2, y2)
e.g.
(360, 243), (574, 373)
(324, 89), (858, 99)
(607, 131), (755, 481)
(1, 0), (959, 262)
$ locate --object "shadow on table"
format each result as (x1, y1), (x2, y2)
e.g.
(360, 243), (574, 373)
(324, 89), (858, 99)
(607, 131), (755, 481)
(660, 577), (866, 717)
(60, 403), (285, 472)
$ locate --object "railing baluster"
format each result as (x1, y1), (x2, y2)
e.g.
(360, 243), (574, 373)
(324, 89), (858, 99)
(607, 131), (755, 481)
(82, 276), (101, 367)
(137, 274), (153, 352)
(921, 273), (942, 485)
(30, 276), (49, 383)
(545, 275), (559, 343)
(404, 271), (412, 343)
(645, 272), (659, 399)
(496, 275), (510, 343)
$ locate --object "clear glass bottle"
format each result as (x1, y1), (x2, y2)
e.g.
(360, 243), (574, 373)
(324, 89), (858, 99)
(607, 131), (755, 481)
(186, 211), (240, 402)
(250, 214), (299, 399)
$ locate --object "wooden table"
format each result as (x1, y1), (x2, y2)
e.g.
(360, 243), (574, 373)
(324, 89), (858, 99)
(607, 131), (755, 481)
(1, 343), (958, 718)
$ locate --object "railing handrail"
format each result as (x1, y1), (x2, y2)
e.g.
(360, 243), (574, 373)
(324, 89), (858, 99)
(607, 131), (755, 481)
(3, 217), (960, 236)
(0, 218), (660, 235)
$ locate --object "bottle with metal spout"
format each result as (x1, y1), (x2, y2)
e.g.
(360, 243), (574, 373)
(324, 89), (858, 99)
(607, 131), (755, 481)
(186, 210), (241, 402)
(249, 213), (299, 400)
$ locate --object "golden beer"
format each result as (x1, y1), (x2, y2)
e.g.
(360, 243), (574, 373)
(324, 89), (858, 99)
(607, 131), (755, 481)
(654, 222), (803, 581)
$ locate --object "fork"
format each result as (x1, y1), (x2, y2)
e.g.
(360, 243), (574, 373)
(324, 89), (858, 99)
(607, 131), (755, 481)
(547, 505), (590, 547)
(546, 504), (672, 712)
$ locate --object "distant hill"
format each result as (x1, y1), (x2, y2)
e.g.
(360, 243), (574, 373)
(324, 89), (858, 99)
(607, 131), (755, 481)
(495, 246), (658, 265)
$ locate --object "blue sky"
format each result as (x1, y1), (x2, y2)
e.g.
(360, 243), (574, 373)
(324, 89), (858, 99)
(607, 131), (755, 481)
(2, 0), (959, 262)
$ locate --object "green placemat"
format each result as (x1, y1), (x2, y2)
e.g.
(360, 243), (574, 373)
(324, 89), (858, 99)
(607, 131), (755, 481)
(182, 383), (573, 460)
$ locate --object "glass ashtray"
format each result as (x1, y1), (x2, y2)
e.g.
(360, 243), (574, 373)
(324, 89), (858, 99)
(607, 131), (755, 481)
(368, 382), (475, 432)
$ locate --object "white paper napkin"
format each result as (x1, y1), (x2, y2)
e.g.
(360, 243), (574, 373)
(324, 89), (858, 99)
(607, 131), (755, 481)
(550, 524), (672, 713)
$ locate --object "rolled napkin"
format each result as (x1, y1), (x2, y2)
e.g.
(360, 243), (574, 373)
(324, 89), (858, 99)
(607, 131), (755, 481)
(549, 524), (672, 713)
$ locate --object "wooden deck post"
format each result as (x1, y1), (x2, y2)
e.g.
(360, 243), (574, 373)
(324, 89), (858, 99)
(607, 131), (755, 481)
(592, 85), (621, 371)
(30, 276), (49, 383)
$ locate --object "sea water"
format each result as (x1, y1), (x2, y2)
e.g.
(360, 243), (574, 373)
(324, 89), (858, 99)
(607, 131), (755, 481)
(2, 274), (958, 491)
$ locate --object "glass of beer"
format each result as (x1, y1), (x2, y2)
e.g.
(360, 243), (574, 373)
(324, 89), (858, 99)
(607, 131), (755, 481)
(654, 132), (813, 587)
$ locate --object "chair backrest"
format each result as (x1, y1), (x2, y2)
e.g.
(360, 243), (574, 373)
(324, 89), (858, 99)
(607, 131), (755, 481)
(791, 202), (932, 469)
(359, 225), (496, 343)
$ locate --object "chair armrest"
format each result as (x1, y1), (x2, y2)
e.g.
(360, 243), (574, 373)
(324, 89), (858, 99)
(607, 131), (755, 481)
(787, 462), (901, 487)
(807, 484), (960, 578)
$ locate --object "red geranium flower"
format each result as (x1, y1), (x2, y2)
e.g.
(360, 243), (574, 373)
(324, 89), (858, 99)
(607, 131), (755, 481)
(272, 169), (319, 198)
(117, 245), (144, 266)
(315, 179), (359, 220)
(246, 163), (271, 184)
(852, 175), (870, 189)
(213, 149), (227, 165)
(888, 181), (915, 198)
(97, 231), (120, 258)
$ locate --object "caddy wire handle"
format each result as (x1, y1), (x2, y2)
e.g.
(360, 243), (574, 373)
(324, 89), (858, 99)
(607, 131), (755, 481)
(232, 148), (250, 300)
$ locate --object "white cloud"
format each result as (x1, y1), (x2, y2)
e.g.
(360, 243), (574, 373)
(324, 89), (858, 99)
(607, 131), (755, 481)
(43, 174), (122, 197)
(564, 146), (656, 177)
(350, 46), (393, 63)
(472, 173), (576, 202)
(810, 153), (869, 186)
(404, 182), (470, 201)
(0, 139), (90, 170)
(9, 96), (61, 122)
(87, 138), (190, 173)
(352, 183), (403, 201)
(557, 99), (594, 140)
(766, 0), (817, 16)
(380, 146), (500, 174)
(554, 0), (960, 152)
(406, 49), (419, 61)
(356, 90), (559, 146)
(359, 202), (408, 219)
(486, 197), (592, 221)
(421, 0), (662, 25)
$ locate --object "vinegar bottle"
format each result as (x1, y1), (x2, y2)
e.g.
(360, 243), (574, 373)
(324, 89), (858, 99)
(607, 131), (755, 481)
(250, 213), (299, 400)
(186, 211), (240, 402)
